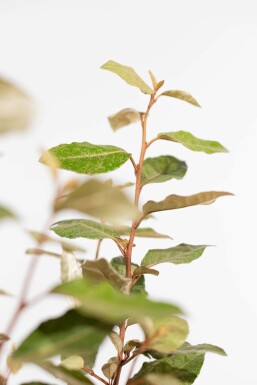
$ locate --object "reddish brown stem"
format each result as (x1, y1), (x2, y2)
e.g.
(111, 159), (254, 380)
(83, 367), (109, 385)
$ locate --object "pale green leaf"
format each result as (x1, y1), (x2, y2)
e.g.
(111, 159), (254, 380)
(118, 226), (171, 239)
(133, 266), (159, 277)
(143, 191), (233, 216)
(141, 244), (208, 268)
(102, 361), (118, 379)
(144, 373), (181, 385)
(132, 353), (205, 385)
(12, 309), (111, 368)
(39, 362), (94, 385)
(175, 342), (227, 356)
(28, 230), (85, 253)
(55, 179), (137, 222)
(51, 219), (121, 240)
(40, 142), (130, 175)
(61, 355), (84, 371)
(160, 90), (201, 107)
(158, 131), (228, 154)
(0, 290), (13, 297)
(52, 278), (182, 325)
(0, 78), (33, 134)
(141, 156), (187, 186)
(144, 316), (189, 354)
(60, 249), (82, 283)
(108, 108), (141, 131)
(109, 331), (123, 353)
(101, 60), (153, 94)
(0, 205), (16, 221)
(111, 257), (147, 295)
(82, 258), (131, 294)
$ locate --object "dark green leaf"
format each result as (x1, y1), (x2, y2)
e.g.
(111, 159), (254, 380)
(40, 142), (130, 175)
(52, 278), (182, 325)
(158, 131), (228, 154)
(143, 191), (233, 216)
(12, 309), (111, 368)
(111, 257), (147, 295)
(160, 90), (201, 107)
(28, 230), (85, 253)
(0, 78), (33, 134)
(141, 156), (187, 186)
(39, 362), (94, 385)
(132, 353), (205, 385)
(51, 219), (121, 240)
(55, 179), (137, 222)
(101, 60), (153, 94)
(82, 258), (131, 294)
(108, 108), (141, 131)
(175, 342), (227, 356)
(0, 205), (16, 221)
(141, 244), (208, 268)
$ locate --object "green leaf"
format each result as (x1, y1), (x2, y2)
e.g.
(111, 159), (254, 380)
(0, 205), (16, 221)
(102, 359), (118, 379)
(0, 333), (9, 344)
(160, 90), (201, 107)
(101, 60), (153, 94)
(132, 353), (205, 385)
(0, 78), (33, 134)
(55, 179), (137, 222)
(158, 131), (228, 154)
(82, 258), (131, 294)
(143, 373), (181, 385)
(143, 191), (233, 216)
(28, 230), (85, 253)
(61, 355), (84, 371)
(12, 309), (111, 368)
(111, 257), (147, 295)
(123, 339), (141, 354)
(145, 316), (189, 354)
(141, 156), (187, 186)
(108, 108), (141, 131)
(39, 362), (94, 385)
(133, 266), (159, 277)
(52, 278), (182, 325)
(141, 244), (208, 268)
(109, 331), (123, 353)
(51, 219), (121, 240)
(40, 142), (130, 175)
(175, 342), (227, 356)
(119, 226), (171, 239)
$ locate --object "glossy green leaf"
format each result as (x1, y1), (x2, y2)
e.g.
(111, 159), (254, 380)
(55, 179), (137, 222)
(82, 258), (131, 294)
(160, 90), (201, 107)
(0, 205), (15, 220)
(111, 257), (147, 295)
(141, 244), (208, 268)
(40, 142), (130, 175)
(145, 316), (189, 354)
(52, 278), (182, 325)
(39, 362), (94, 385)
(51, 219), (121, 240)
(28, 230), (85, 253)
(175, 342), (227, 356)
(61, 355), (84, 371)
(132, 353), (205, 385)
(12, 309), (111, 368)
(141, 156), (187, 186)
(158, 131), (228, 154)
(143, 191), (233, 216)
(143, 373), (181, 385)
(118, 226), (171, 239)
(108, 108), (141, 131)
(0, 78), (33, 134)
(101, 60), (153, 94)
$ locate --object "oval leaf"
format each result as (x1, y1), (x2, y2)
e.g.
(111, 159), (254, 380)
(52, 278), (182, 325)
(0, 78), (33, 134)
(160, 90), (201, 107)
(61, 355), (84, 371)
(143, 191), (233, 216)
(51, 219), (121, 240)
(108, 108), (141, 131)
(101, 60), (153, 94)
(109, 331), (123, 353)
(40, 142), (130, 175)
(141, 156), (187, 186)
(141, 244), (208, 268)
(158, 131), (228, 154)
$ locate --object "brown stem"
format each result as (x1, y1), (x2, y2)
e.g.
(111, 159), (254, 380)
(125, 94), (157, 278)
(146, 136), (159, 148)
(129, 155), (138, 174)
(95, 239), (103, 259)
(113, 320), (126, 385)
(83, 367), (109, 385)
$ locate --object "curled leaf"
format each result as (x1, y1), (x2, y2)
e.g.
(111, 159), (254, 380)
(108, 108), (141, 131)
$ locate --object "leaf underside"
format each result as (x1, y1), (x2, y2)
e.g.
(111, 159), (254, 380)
(160, 90), (201, 107)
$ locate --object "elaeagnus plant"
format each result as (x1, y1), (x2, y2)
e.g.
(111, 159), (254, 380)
(0, 61), (232, 385)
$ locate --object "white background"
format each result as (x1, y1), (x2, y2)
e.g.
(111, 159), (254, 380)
(1, 1), (257, 384)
